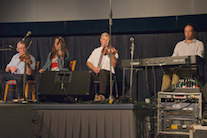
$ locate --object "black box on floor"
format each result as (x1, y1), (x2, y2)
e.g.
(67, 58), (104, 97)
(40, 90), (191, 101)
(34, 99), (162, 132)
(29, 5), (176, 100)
(38, 71), (94, 102)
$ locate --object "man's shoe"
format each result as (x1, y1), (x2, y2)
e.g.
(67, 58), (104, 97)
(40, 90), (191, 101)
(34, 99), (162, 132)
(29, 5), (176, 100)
(99, 94), (105, 101)
(94, 94), (100, 101)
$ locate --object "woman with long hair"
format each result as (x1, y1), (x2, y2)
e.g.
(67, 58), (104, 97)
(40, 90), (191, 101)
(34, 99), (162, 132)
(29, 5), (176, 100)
(39, 36), (69, 73)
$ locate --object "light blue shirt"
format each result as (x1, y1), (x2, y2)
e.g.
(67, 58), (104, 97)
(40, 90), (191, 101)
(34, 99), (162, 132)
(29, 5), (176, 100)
(7, 53), (36, 74)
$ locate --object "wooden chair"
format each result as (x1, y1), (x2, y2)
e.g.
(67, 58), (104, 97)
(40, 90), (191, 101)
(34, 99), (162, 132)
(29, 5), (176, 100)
(4, 61), (40, 102)
(69, 60), (76, 71)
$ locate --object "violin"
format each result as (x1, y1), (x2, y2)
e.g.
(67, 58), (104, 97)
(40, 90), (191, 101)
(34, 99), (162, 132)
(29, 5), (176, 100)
(19, 53), (31, 65)
(101, 46), (118, 55)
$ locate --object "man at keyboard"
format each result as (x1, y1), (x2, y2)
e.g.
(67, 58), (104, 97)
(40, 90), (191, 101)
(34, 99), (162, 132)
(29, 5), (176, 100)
(161, 23), (204, 91)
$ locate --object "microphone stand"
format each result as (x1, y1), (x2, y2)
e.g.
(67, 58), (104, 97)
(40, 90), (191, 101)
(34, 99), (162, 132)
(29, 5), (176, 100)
(108, 0), (113, 101)
(22, 40), (31, 103)
(0, 48), (13, 51)
(0, 45), (14, 51)
(129, 38), (134, 99)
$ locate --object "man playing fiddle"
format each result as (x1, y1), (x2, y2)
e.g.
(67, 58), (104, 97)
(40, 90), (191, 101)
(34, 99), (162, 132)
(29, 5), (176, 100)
(87, 32), (119, 101)
(0, 40), (36, 100)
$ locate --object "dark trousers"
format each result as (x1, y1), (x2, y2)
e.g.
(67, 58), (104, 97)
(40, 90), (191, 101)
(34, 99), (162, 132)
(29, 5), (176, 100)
(91, 69), (113, 97)
(0, 71), (33, 99)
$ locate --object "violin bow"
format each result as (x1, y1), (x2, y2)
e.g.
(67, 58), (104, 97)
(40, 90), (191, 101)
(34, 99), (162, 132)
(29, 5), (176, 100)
(26, 41), (33, 50)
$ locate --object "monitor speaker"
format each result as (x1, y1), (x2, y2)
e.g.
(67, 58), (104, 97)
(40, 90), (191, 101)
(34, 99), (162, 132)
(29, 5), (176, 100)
(201, 83), (207, 103)
(38, 71), (93, 102)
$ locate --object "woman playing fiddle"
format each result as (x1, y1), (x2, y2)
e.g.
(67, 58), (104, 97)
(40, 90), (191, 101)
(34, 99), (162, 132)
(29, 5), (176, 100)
(39, 36), (69, 73)
(86, 32), (119, 101)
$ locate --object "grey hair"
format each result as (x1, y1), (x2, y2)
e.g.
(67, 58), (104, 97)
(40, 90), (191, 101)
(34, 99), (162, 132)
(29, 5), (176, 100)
(17, 41), (26, 49)
(100, 32), (109, 39)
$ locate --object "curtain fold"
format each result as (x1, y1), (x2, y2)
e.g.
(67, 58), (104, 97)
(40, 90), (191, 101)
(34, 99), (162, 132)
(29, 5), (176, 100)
(32, 109), (137, 138)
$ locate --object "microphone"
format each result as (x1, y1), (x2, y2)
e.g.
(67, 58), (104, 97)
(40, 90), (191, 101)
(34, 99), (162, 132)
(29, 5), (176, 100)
(130, 37), (134, 51)
(130, 37), (134, 42)
(22, 31), (31, 41)
(9, 45), (14, 49)
(9, 45), (16, 50)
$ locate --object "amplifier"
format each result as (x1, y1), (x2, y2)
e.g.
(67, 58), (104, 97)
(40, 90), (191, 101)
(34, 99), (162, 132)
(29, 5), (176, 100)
(157, 92), (202, 136)
(189, 125), (207, 138)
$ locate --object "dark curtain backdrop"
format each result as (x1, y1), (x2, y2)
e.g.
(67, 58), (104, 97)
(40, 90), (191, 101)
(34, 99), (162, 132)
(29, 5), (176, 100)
(1, 32), (207, 101)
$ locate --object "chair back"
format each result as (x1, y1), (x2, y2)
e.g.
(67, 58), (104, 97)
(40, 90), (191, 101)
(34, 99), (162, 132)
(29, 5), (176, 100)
(69, 60), (76, 71)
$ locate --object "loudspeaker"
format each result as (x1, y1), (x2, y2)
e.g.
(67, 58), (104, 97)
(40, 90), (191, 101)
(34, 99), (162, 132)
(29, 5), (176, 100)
(38, 71), (93, 102)
(201, 83), (207, 103)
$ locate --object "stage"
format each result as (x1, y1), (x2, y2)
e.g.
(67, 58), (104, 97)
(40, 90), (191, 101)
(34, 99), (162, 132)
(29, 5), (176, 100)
(0, 102), (156, 138)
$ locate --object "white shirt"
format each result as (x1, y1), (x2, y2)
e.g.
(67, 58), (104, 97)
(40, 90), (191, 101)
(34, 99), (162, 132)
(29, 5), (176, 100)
(87, 46), (119, 74)
(172, 39), (204, 58)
